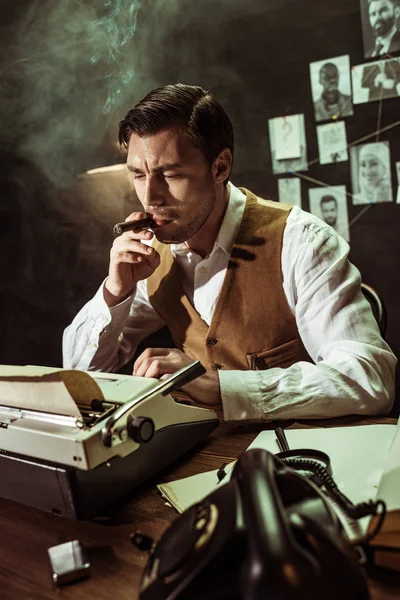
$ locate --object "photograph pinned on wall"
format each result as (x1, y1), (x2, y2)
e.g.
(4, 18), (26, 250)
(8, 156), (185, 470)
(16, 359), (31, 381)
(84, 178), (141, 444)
(273, 116), (302, 160)
(309, 186), (350, 242)
(317, 121), (349, 165)
(268, 114), (308, 174)
(278, 178), (302, 206)
(359, 0), (400, 59)
(351, 57), (400, 104)
(309, 55), (353, 122)
(350, 141), (393, 204)
(396, 162), (400, 203)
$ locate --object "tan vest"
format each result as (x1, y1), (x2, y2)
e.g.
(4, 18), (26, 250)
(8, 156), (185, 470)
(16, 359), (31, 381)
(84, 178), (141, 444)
(147, 188), (311, 371)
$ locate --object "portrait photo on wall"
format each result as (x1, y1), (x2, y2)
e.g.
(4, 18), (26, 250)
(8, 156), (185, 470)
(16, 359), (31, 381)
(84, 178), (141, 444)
(309, 185), (350, 242)
(352, 57), (400, 103)
(317, 121), (349, 165)
(309, 54), (353, 122)
(278, 177), (302, 206)
(350, 141), (393, 204)
(268, 114), (308, 174)
(396, 161), (400, 203)
(360, 0), (400, 59)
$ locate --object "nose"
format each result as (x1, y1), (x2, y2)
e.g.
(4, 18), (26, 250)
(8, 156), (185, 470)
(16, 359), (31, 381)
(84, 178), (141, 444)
(143, 176), (164, 210)
(364, 163), (373, 175)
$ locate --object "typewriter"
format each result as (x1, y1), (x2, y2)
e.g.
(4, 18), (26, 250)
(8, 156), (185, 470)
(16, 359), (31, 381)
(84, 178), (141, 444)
(0, 361), (218, 519)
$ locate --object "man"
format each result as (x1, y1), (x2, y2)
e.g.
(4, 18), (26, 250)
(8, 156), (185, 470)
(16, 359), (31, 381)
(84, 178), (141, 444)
(361, 57), (400, 101)
(63, 84), (396, 421)
(365, 0), (400, 58)
(313, 62), (353, 122)
(320, 194), (338, 229)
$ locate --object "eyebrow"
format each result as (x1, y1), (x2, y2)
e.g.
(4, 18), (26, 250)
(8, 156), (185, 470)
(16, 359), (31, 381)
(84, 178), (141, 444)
(127, 163), (184, 174)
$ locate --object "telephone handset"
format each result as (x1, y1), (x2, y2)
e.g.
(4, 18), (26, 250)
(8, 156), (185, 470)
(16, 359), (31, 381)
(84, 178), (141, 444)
(138, 449), (371, 600)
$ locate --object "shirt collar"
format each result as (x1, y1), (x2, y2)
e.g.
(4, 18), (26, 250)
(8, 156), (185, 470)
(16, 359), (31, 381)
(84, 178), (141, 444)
(171, 183), (247, 258)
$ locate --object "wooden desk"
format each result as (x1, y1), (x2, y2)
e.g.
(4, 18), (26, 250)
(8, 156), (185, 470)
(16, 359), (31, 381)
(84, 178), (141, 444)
(0, 416), (400, 600)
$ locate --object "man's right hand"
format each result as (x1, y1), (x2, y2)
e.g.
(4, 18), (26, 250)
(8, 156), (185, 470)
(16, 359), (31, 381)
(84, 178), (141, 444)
(104, 212), (160, 306)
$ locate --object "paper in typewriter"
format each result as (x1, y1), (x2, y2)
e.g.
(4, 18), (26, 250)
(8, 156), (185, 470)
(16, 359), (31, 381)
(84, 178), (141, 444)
(0, 365), (106, 417)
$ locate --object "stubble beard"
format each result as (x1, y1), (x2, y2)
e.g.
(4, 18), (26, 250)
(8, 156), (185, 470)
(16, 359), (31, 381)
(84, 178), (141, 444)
(373, 16), (394, 37)
(154, 183), (216, 245)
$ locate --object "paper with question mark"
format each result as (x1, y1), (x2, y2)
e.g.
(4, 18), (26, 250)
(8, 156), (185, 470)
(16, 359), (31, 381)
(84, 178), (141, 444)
(273, 115), (302, 160)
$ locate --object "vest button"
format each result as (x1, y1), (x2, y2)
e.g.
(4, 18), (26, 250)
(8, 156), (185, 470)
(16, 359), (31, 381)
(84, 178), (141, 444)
(206, 337), (218, 346)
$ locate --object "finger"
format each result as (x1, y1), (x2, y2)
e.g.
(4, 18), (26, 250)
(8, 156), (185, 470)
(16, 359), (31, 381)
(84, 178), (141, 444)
(133, 347), (171, 375)
(112, 240), (156, 262)
(124, 211), (146, 222)
(159, 373), (171, 381)
(135, 357), (174, 379)
(121, 228), (154, 241)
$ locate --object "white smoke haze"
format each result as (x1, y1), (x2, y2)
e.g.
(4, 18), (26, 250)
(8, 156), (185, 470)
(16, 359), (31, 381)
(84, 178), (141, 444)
(0, 0), (140, 186)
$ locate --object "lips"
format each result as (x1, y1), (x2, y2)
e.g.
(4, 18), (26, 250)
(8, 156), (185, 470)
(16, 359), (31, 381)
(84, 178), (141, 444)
(152, 218), (172, 228)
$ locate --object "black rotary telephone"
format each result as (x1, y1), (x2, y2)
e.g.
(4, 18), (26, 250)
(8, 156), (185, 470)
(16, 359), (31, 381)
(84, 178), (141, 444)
(136, 449), (372, 600)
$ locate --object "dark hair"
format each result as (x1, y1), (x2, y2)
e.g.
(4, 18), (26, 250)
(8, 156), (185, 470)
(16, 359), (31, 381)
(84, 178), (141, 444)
(320, 62), (339, 76)
(118, 83), (234, 181)
(320, 194), (338, 208)
(368, 0), (398, 6)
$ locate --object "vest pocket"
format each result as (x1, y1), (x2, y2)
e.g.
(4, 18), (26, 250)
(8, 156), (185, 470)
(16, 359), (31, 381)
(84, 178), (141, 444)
(247, 338), (301, 370)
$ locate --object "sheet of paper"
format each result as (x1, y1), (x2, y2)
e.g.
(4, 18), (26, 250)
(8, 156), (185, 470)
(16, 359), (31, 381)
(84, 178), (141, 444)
(273, 115), (301, 160)
(0, 373), (80, 416)
(352, 58), (400, 105)
(268, 114), (308, 174)
(248, 426), (396, 508)
(92, 372), (160, 404)
(0, 365), (162, 410)
(1, 365), (106, 405)
(278, 177), (302, 206)
(317, 121), (348, 165)
(308, 185), (350, 242)
(159, 467), (235, 513)
(158, 424), (397, 528)
(374, 418), (400, 512)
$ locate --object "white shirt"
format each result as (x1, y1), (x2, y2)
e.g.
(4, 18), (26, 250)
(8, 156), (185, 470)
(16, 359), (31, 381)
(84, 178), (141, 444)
(63, 184), (396, 421)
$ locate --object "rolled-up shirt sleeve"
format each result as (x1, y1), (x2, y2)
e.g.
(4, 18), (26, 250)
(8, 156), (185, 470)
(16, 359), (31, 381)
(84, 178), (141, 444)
(62, 279), (164, 372)
(220, 211), (397, 421)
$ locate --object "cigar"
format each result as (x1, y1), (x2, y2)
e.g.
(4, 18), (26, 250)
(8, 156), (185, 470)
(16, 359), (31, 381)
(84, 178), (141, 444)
(113, 216), (155, 235)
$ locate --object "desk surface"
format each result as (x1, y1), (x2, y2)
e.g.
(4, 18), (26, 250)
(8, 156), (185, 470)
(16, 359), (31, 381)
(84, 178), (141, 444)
(0, 416), (400, 600)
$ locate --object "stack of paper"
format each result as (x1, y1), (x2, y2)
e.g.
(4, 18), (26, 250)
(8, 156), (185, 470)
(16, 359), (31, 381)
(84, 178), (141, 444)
(369, 420), (400, 570)
(158, 424), (397, 540)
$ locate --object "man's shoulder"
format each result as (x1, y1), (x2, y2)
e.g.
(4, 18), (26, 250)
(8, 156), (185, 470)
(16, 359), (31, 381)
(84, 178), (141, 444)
(314, 97), (327, 119)
(238, 187), (292, 212)
(338, 91), (351, 102)
(257, 197), (293, 211)
(389, 28), (400, 50)
(285, 206), (342, 249)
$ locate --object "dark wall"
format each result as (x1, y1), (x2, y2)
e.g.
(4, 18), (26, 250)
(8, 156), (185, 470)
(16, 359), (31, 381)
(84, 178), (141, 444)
(0, 1), (398, 403)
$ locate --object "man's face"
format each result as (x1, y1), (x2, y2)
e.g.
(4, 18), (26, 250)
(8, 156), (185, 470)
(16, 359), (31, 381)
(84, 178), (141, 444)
(321, 200), (337, 226)
(127, 126), (216, 244)
(319, 66), (339, 103)
(369, 0), (395, 37)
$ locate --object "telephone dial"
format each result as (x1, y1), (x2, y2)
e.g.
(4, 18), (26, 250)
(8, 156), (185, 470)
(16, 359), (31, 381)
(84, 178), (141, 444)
(137, 448), (372, 600)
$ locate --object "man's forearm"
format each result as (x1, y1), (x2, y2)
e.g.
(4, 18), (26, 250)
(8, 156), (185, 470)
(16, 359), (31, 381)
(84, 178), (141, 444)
(219, 353), (395, 422)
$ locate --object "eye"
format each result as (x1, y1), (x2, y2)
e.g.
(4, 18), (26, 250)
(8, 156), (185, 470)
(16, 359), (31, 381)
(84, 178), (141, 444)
(133, 173), (145, 180)
(164, 174), (182, 180)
